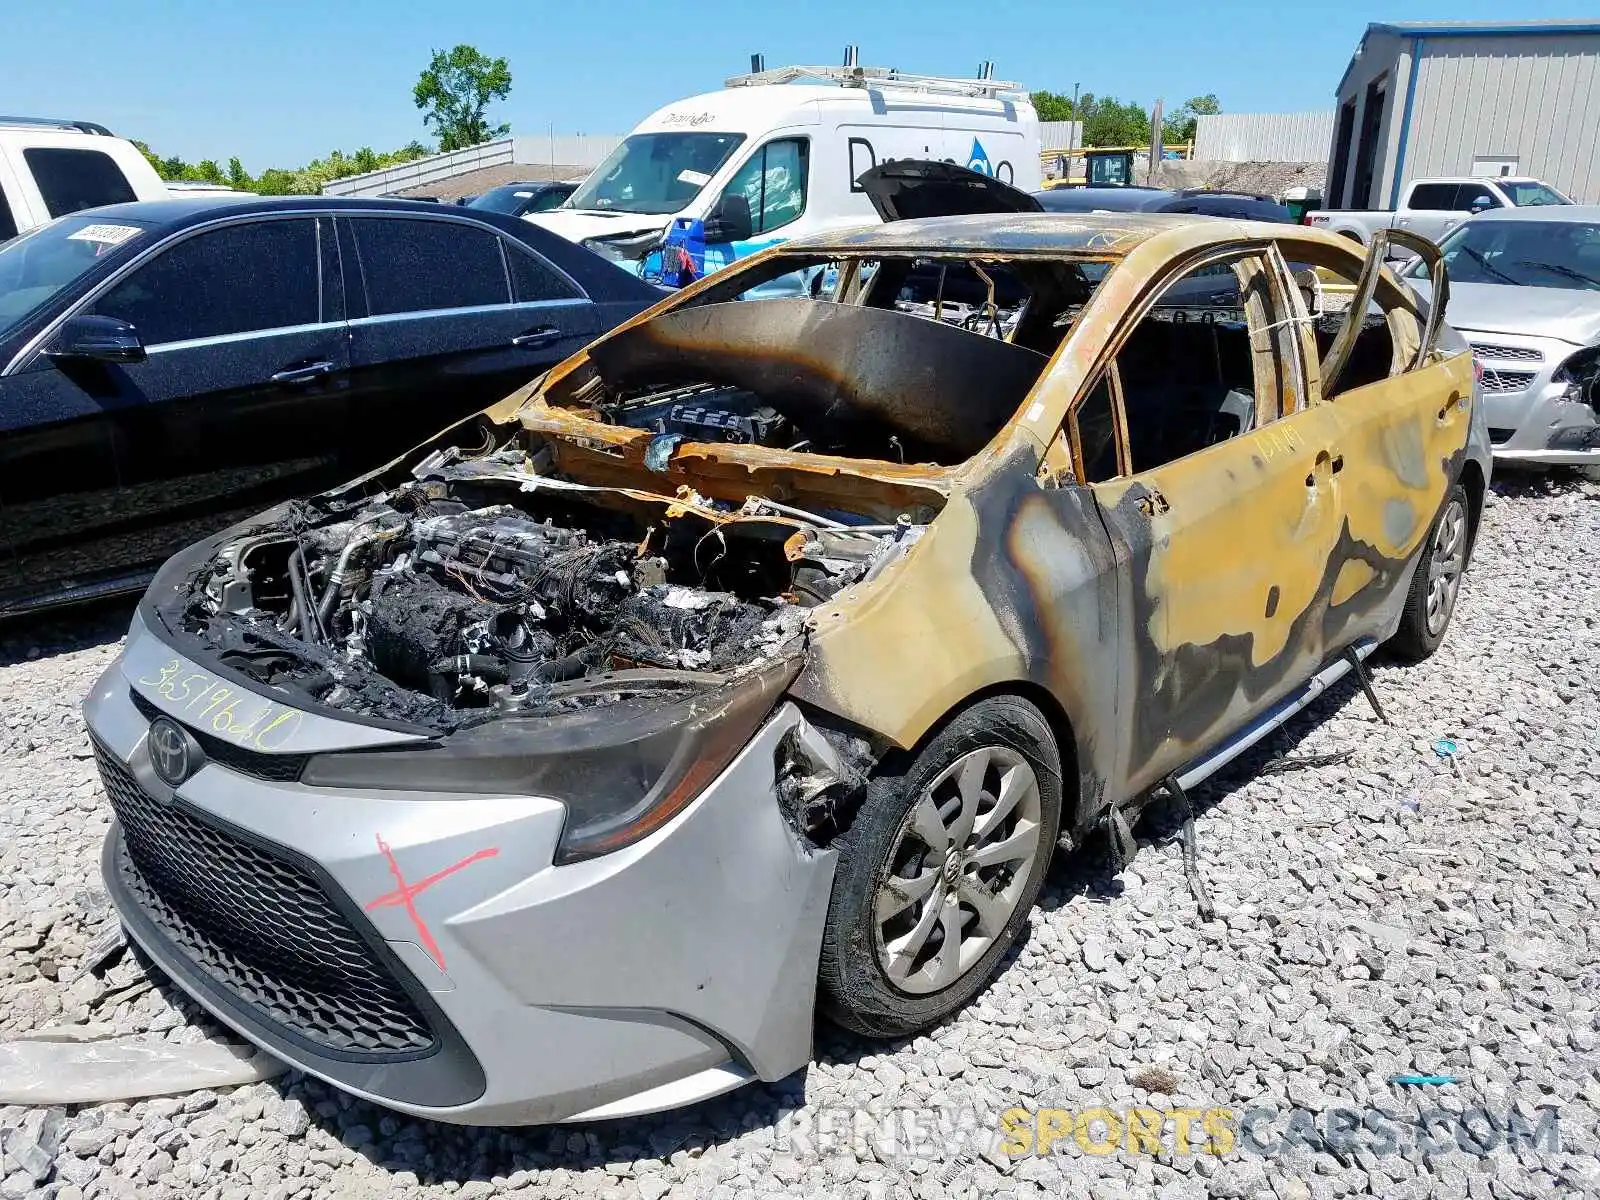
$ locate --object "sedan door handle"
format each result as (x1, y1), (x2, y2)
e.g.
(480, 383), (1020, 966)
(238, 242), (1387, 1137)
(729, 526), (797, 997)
(270, 360), (334, 386)
(511, 326), (563, 349)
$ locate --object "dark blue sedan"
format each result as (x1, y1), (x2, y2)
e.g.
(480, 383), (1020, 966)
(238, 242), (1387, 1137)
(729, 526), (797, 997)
(0, 196), (658, 615)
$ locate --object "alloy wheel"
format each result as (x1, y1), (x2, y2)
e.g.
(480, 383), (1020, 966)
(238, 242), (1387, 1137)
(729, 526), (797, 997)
(1425, 496), (1467, 637)
(872, 746), (1043, 995)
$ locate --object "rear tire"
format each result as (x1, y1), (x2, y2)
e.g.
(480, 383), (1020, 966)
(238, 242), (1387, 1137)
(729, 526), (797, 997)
(817, 695), (1063, 1038)
(1389, 482), (1469, 661)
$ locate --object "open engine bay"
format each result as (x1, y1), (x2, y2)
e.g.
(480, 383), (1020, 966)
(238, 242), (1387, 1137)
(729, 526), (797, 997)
(168, 446), (929, 732)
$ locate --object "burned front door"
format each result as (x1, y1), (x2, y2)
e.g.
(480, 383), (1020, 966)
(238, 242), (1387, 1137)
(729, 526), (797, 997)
(1073, 246), (1352, 795)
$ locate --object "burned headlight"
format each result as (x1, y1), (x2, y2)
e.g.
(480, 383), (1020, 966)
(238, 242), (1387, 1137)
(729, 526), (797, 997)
(1552, 344), (1600, 409)
(302, 659), (798, 863)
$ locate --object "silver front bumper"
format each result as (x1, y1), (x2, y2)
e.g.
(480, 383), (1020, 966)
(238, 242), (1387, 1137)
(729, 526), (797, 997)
(85, 612), (836, 1125)
(1470, 334), (1600, 466)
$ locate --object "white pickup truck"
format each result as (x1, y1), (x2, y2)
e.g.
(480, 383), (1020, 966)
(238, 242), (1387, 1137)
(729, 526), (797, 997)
(0, 116), (168, 241)
(1307, 176), (1570, 245)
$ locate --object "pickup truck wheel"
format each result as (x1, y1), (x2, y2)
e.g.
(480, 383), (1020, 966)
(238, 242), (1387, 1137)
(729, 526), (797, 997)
(1389, 483), (1468, 661)
(817, 695), (1062, 1038)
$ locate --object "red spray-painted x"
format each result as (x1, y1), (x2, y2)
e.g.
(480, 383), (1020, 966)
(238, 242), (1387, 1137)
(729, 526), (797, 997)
(365, 835), (500, 971)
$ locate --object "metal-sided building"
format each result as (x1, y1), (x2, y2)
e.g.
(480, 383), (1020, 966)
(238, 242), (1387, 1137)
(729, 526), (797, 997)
(1329, 19), (1600, 207)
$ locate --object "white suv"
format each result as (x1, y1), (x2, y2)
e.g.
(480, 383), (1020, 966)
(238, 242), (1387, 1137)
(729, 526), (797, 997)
(0, 116), (168, 240)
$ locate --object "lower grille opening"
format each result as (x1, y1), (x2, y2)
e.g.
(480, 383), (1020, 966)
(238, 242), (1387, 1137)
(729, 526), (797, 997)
(97, 744), (435, 1057)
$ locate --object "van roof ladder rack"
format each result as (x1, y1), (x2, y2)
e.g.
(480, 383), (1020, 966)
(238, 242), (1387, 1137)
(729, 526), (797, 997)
(0, 115), (114, 136)
(723, 65), (1025, 100)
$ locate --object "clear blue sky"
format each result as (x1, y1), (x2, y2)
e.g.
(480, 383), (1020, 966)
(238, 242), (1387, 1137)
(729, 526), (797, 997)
(5, 2), (1589, 171)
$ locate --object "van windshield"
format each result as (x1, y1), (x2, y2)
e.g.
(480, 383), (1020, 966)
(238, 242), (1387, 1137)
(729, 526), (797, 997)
(565, 132), (746, 215)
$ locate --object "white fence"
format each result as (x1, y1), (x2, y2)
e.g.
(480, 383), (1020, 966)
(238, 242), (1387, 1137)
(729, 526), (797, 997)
(511, 133), (625, 171)
(322, 132), (625, 197)
(1039, 120), (1084, 152)
(1194, 111), (1335, 163)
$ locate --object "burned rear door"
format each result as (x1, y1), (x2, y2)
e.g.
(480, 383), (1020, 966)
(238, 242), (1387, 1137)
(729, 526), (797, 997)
(1288, 228), (1471, 651)
(1073, 245), (1353, 795)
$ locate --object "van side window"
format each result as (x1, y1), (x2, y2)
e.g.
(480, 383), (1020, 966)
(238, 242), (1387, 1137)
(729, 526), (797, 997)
(22, 148), (138, 219)
(719, 139), (810, 237)
(0, 185), (16, 241)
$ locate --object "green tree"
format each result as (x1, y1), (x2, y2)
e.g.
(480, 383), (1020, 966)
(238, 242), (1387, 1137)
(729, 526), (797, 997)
(1077, 94), (1151, 147)
(254, 168), (300, 196)
(413, 44), (512, 152)
(188, 159), (226, 185)
(1030, 91), (1153, 146)
(1029, 90), (1077, 123)
(133, 141), (433, 194)
(1164, 94), (1221, 144)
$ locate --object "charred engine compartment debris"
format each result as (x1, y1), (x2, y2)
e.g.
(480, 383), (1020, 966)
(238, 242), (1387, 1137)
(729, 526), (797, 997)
(175, 455), (922, 731)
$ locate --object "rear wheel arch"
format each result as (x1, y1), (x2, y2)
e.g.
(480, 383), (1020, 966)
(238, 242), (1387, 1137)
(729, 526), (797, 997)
(1458, 458), (1486, 565)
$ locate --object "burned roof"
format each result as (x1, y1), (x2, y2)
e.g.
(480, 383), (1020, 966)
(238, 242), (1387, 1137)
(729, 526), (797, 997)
(787, 210), (1234, 257)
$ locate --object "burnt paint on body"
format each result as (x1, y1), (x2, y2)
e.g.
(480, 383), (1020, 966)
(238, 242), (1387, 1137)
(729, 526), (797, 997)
(790, 435), (1126, 833)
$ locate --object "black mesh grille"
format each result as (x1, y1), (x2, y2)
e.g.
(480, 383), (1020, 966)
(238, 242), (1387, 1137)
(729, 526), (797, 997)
(1470, 342), (1543, 363)
(1480, 368), (1536, 394)
(97, 744), (435, 1056)
(130, 691), (308, 783)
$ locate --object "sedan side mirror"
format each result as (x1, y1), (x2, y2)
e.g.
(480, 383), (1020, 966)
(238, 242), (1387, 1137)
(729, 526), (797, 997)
(703, 193), (754, 244)
(47, 315), (146, 364)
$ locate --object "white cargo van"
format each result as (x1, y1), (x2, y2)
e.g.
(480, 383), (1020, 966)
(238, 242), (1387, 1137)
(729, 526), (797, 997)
(530, 61), (1041, 287)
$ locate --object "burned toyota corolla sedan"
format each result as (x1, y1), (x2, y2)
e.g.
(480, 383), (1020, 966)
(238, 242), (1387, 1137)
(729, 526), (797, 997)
(85, 212), (1491, 1124)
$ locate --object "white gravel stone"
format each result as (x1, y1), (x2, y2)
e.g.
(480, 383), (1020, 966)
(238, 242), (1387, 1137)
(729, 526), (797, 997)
(1, 474), (1598, 1199)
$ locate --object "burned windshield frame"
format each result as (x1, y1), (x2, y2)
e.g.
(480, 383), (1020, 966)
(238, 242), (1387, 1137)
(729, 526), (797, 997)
(565, 132), (748, 215)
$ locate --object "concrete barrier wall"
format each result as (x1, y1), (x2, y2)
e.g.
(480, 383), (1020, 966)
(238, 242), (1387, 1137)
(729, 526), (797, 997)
(323, 133), (625, 197)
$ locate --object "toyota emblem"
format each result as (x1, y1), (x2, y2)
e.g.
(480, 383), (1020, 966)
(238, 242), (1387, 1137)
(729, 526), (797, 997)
(147, 717), (195, 787)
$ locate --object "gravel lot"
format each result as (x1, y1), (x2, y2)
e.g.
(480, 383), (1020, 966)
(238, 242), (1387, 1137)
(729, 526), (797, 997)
(0, 472), (1596, 1200)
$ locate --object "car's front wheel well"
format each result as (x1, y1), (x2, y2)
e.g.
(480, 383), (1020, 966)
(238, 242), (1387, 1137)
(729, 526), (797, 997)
(913, 681), (1082, 829)
(790, 683), (1084, 845)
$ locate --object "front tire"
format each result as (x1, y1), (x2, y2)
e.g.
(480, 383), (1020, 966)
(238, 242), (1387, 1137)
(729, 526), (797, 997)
(817, 695), (1063, 1038)
(1389, 482), (1469, 661)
